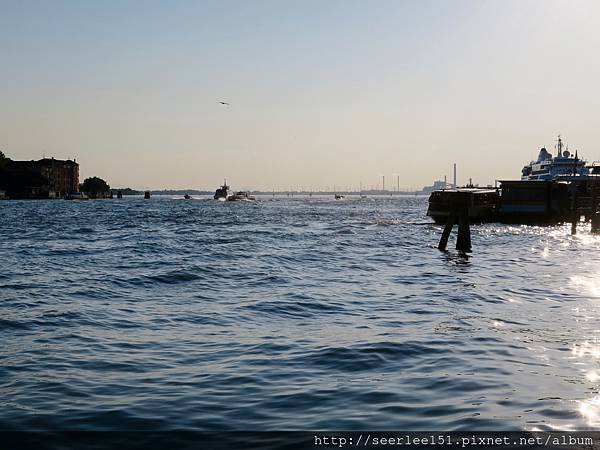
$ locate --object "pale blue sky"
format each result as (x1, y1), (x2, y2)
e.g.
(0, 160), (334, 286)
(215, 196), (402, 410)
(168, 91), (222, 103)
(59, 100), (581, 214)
(1, 0), (599, 190)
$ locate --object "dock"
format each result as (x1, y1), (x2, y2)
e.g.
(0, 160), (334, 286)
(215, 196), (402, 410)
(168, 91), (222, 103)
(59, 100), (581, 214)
(429, 178), (600, 251)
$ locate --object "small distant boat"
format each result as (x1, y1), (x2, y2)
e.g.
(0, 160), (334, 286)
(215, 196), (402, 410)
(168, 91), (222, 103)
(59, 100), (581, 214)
(66, 192), (88, 200)
(184, 194), (191, 199)
(144, 191), (151, 199)
(334, 194), (345, 200)
(360, 195), (367, 199)
(227, 191), (256, 201)
(214, 180), (231, 200)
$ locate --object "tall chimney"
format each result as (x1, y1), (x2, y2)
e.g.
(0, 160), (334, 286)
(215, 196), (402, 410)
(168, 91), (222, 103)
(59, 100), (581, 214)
(453, 163), (457, 188)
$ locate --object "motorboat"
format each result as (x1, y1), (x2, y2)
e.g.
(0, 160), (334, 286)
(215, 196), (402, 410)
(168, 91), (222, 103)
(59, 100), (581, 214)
(66, 192), (88, 200)
(227, 191), (256, 201)
(214, 180), (231, 200)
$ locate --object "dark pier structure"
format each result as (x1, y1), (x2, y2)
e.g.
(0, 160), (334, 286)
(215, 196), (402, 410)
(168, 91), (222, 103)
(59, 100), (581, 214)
(429, 178), (600, 251)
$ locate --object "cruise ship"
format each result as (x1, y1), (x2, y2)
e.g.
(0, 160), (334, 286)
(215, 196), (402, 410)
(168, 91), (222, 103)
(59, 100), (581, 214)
(521, 135), (593, 180)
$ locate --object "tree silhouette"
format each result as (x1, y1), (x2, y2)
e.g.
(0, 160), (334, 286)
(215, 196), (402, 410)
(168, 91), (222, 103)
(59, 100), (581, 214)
(0, 150), (8, 169)
(81, 177), (110, 195)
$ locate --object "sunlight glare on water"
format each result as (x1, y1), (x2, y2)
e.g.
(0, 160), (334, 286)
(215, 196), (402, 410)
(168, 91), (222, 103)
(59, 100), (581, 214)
(2, 195), (600, 431)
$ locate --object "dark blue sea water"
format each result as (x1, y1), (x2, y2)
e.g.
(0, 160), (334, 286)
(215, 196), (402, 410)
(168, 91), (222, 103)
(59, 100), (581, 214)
(2, 195), (600, 431)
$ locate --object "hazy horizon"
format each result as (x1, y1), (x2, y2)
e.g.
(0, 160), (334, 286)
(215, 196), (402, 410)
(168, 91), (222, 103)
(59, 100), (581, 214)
(2, 0), (600, 190)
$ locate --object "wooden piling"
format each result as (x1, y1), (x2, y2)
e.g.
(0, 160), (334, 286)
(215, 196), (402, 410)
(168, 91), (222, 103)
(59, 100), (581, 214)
(437, 192), (472, 252)
(456, 207), (472, 252)
(438, 213), (456, 251)
(592, 181), (600, 234)
(592, 214), (600, 234)
(571, 184), (577, 235)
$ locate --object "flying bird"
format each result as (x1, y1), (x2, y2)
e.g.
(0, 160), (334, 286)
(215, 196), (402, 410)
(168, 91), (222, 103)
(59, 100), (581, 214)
(219, 101), (230, 106)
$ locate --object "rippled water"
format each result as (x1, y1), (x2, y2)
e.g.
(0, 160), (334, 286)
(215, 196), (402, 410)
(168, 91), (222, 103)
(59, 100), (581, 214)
(2, 195), (600, 431)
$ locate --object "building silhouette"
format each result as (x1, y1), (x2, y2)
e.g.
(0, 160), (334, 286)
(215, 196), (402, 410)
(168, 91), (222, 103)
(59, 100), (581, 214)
(0, 157), (79, 199)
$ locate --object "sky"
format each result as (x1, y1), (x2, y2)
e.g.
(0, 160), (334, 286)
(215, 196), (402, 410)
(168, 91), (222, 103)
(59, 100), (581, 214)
(1, 0), (600, 190)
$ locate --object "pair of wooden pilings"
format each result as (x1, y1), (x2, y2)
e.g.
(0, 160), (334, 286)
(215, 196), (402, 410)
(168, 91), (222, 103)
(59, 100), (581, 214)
(571, 179), (600, 234)
(438, 192), (472, 252)
(571, 180), (600, 235)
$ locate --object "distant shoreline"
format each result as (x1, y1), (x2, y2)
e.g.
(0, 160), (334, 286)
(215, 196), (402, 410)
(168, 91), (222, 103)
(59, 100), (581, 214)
(111, 188), (430, 196)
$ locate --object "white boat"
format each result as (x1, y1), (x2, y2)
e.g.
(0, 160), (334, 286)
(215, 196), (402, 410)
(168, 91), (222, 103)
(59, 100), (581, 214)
(227, 191), (256, 201)
(66, 192), (88, 200)
(521, 135), (592, 180)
